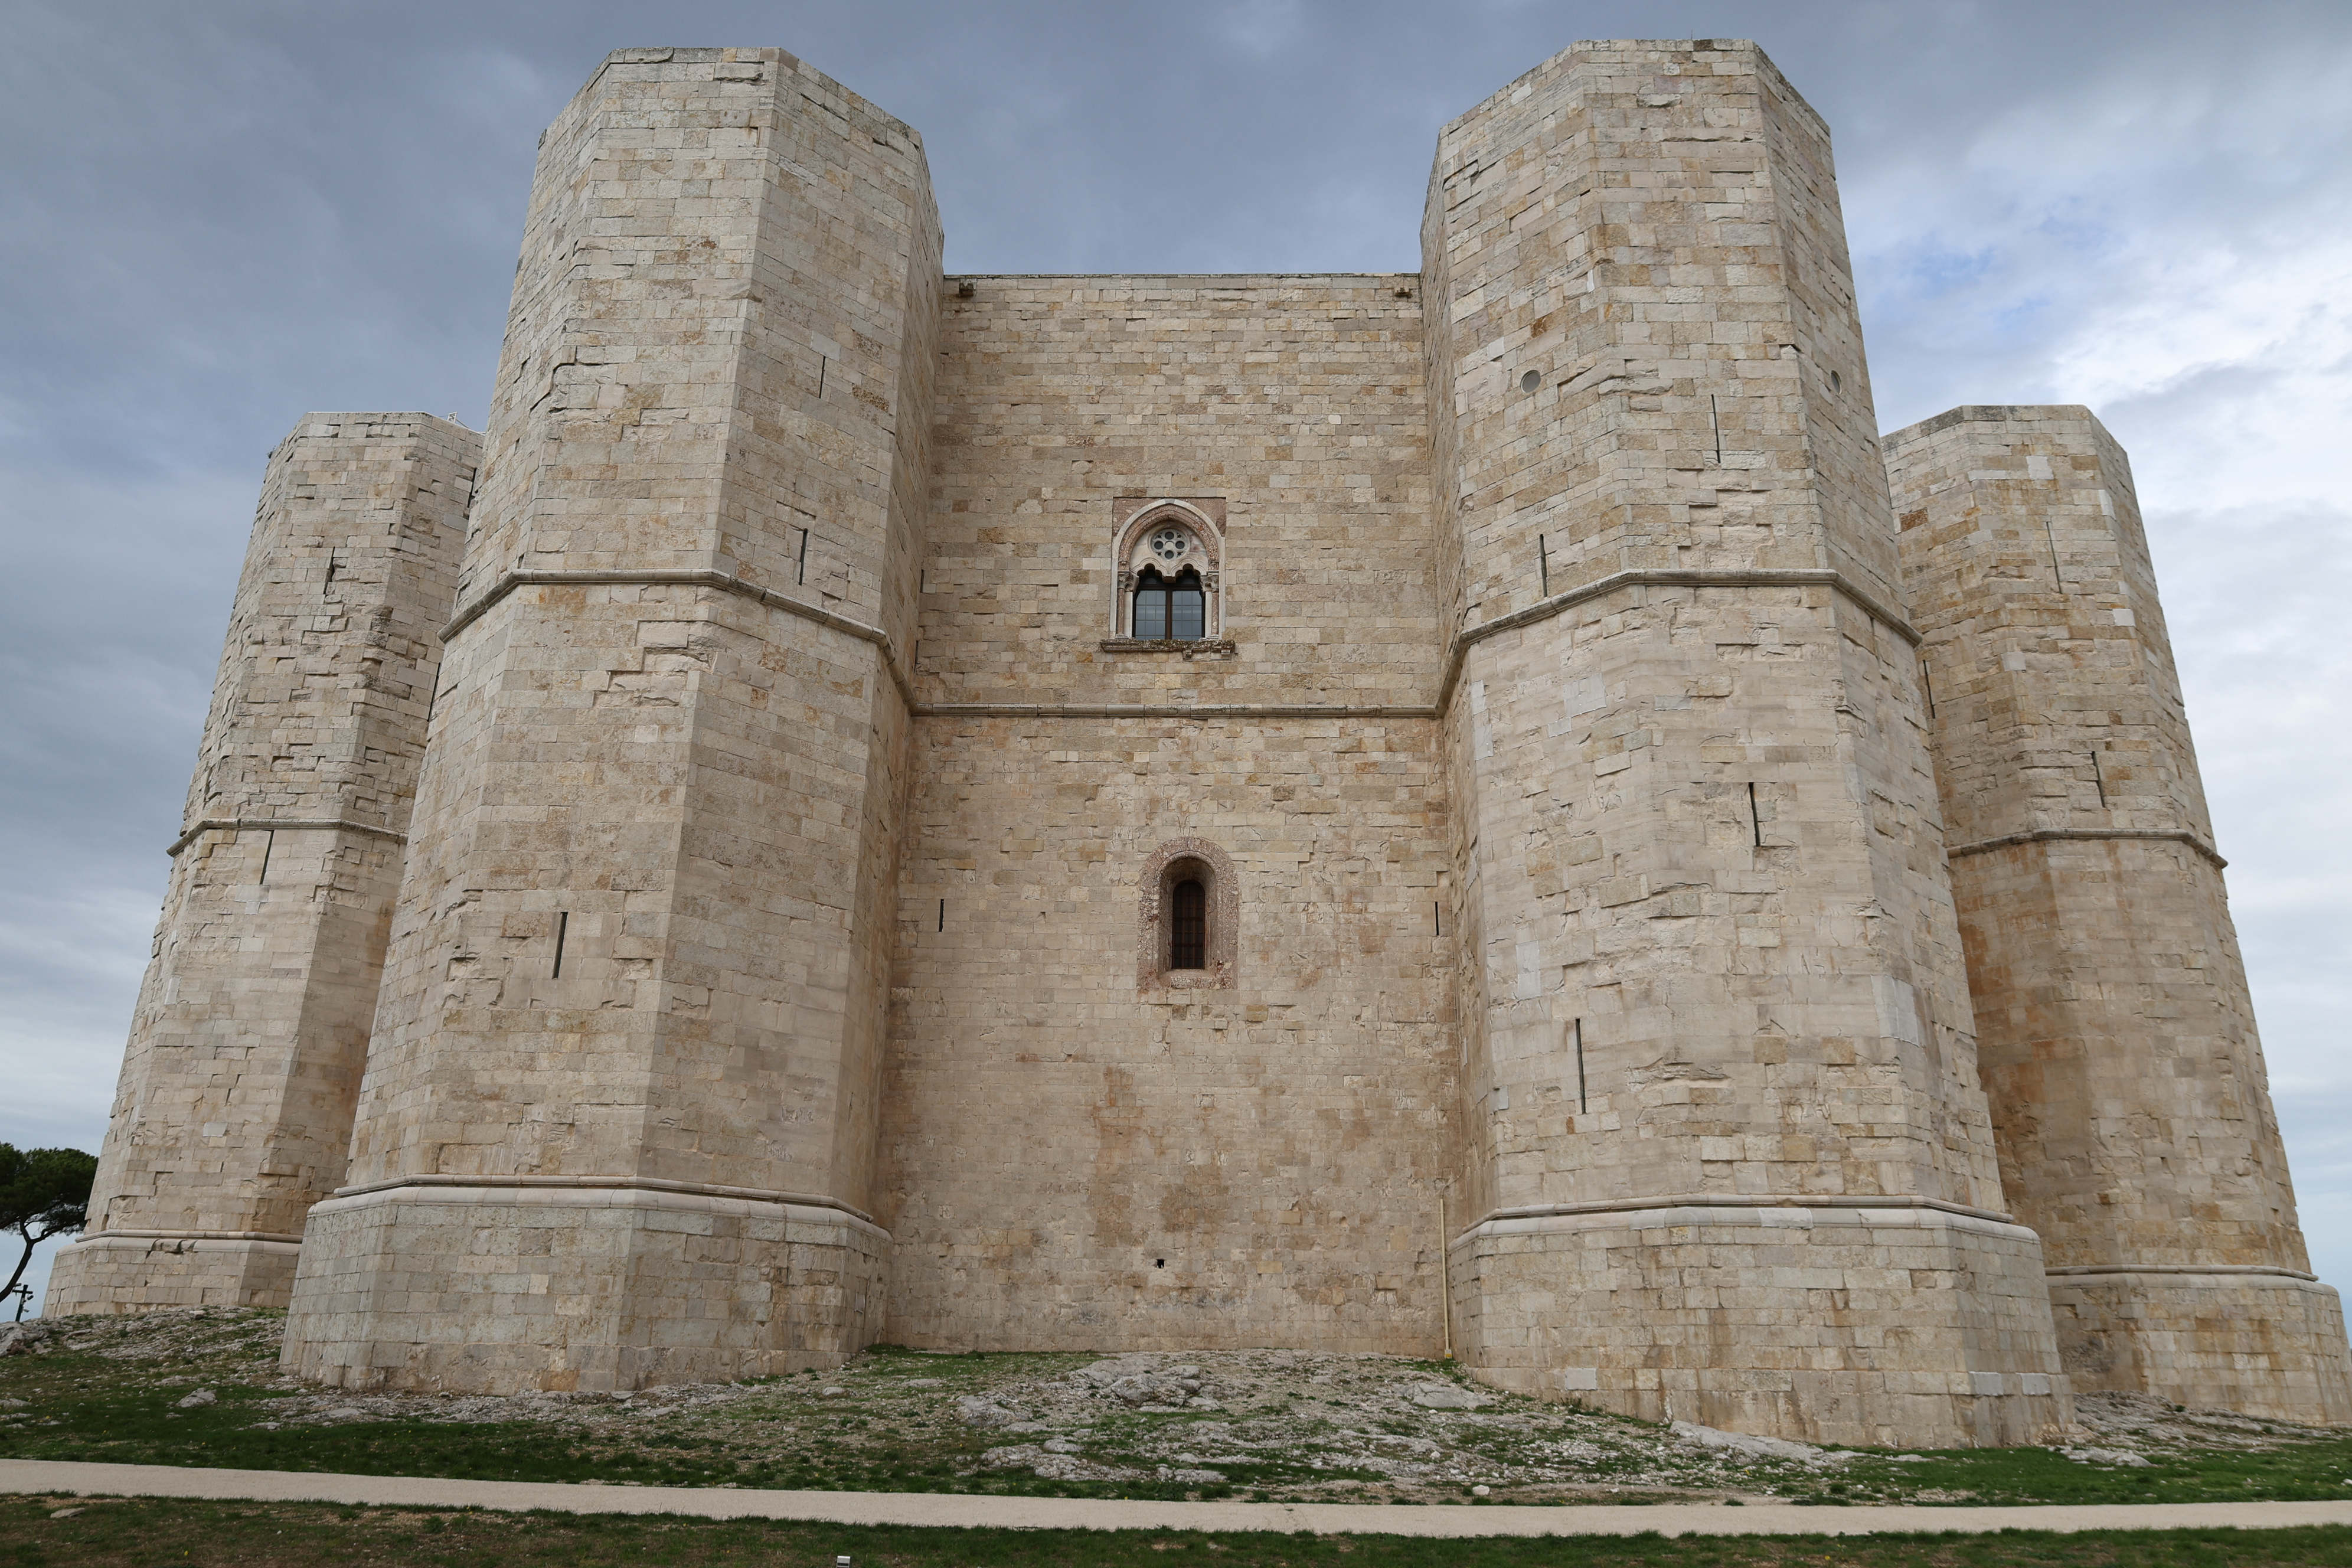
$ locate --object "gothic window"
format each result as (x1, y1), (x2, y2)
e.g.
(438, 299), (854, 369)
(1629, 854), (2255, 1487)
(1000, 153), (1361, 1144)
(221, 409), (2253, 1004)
(1112, 501), (1223, 644)
(1170, 877), (1207, 969)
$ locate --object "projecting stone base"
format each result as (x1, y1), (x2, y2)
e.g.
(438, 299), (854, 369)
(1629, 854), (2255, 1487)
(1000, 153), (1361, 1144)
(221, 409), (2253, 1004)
(2049, 1266), (2352, 1425)
(1451, 1198), (2075, 1449)
(279, 1180), (889, 1393)
(43, 1232), (302, 1315)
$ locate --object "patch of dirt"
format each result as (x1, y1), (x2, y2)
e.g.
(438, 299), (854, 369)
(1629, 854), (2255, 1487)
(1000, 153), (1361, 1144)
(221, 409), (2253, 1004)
(8, 1309), (2344, 1505)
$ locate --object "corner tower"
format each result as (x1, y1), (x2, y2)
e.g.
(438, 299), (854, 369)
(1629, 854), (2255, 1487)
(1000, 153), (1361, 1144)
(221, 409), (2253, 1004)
(48, 413), (476, 1314)
(1887, 404), (2352, 1423)
(1426, 41), (2069, 1446)
(280, 48), (940, 1391)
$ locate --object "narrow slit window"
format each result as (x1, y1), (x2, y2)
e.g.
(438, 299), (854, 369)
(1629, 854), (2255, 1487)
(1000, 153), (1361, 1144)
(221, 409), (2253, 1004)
(1170, 878), (1207, 969)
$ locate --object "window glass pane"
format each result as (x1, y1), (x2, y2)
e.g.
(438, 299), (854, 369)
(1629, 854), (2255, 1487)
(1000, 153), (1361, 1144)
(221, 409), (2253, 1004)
(1171, 878), (1207, 969)
(1171, 586), (1204, 641)
(1133, 586), (1168, 639)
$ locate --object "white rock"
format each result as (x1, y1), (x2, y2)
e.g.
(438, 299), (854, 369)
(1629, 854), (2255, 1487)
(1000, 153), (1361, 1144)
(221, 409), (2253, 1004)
(958, 1395), (1025, 1427)
(1670, 1419), (1828, 1464)
(2061, 1445), (2152, 1468)
(1409, 1383), (1487, 1410)
(1109, 1373), (1188, 1406)
(175, 1388), (217, 1409)
(1158, 1466), (1226, 1484)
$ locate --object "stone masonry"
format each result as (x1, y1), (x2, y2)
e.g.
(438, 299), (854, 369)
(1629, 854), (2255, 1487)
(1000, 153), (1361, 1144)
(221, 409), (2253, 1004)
(276, 47), (938, 1393)
(1423, 41), (2062, 1448)
(48, 414), (475, 1313)
(52, 40), (2348, 1445)
(881, 275), (1452, 1355)
(1887, 406), (2352, 1423)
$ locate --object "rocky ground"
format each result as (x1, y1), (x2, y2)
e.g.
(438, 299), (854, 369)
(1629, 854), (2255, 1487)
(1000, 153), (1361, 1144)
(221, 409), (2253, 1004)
(5, 1309), (2348, 1507)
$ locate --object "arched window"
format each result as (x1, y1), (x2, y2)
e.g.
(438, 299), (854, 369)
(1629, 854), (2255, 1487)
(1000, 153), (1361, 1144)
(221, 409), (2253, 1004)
(1140, 839), (1236, 991)
(1132, 566), (1206, 641)
(1170, 877), (1207, 969)
(1111, 502), (1224, 646)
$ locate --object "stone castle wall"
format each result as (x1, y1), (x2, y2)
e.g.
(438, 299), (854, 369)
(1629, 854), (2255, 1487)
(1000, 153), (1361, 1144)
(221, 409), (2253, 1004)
(281, 47), (937, 1393)
(49, 414), (476, 1313)
(1421, 40), (2064, 1448)
(52, 38), (2349, 1445)
(879, 274), (1457, 1353)
(1889, 405), (2352, 1423)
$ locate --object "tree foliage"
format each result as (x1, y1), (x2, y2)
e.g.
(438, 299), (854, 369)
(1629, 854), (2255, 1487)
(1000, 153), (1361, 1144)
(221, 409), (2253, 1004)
(1, 1143), (99, 1302)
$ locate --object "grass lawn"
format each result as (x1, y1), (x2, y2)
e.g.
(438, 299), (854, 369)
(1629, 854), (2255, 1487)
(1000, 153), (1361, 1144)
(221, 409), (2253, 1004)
(11, 1495), (2352, 1568)
(11, 1310), (2352, 1507)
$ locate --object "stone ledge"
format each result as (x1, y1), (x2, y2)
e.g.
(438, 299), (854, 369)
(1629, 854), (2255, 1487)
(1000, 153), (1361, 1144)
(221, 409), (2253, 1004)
(314, 1175), (886, 1240)
(166, 817), (407, 858)
(1097, 638), (1238, 658)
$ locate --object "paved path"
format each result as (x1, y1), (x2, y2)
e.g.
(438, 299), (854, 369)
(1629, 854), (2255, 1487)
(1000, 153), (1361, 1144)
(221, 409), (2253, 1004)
(9, 1459), (2352, 1537)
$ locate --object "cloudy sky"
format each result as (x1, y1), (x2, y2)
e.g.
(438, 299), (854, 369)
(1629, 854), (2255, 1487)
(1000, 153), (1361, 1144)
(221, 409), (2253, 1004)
(4, 0), (2347, 1315)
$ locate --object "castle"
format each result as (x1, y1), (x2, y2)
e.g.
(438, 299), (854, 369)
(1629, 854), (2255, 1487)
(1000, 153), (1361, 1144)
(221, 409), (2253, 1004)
(48, 39), (2352, 1449)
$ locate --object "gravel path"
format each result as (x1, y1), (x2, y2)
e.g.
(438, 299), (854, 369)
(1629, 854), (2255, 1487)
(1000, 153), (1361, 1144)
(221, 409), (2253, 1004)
(9, 1458), (2352, 1537)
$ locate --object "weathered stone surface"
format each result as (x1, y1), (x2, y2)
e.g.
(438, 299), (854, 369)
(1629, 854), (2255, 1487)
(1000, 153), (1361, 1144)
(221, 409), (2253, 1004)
(1888, 403), (2352, 1425)
(279, 47), (938, 1393)
(1423, 40), (2068, 1447)
(61, 39), (2344, 1448)
(47, 413), (475, 1315)
(874, 272), (1455, 1357)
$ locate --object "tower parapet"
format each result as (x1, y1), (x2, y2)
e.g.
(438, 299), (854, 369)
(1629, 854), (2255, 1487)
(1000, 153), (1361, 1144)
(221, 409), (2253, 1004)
(1426, 40), (2069, 1446)
(1889, 404), (2352, 1423)
(279, 48), (939, 1393)
(47, 413), (475, 1314)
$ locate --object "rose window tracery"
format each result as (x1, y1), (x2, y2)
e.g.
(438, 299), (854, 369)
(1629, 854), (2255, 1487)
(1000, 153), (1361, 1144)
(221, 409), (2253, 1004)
(1113, 504), (1223, 644)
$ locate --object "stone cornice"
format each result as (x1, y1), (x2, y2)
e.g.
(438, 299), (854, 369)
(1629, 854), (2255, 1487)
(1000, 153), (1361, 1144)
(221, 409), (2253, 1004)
(168, 818), (407, 858)
(1436, 567), (1922, 716)
(76, 1226), (305, 1246)
(920, 703), (1435, 721)
(326, 1172), (878, 1227)
(1463, 1191), (2016, 1240)
(440, 569), (919, 714)
(2047, 1263), (2317, 1282)
(1946, 826), (2226, 871)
